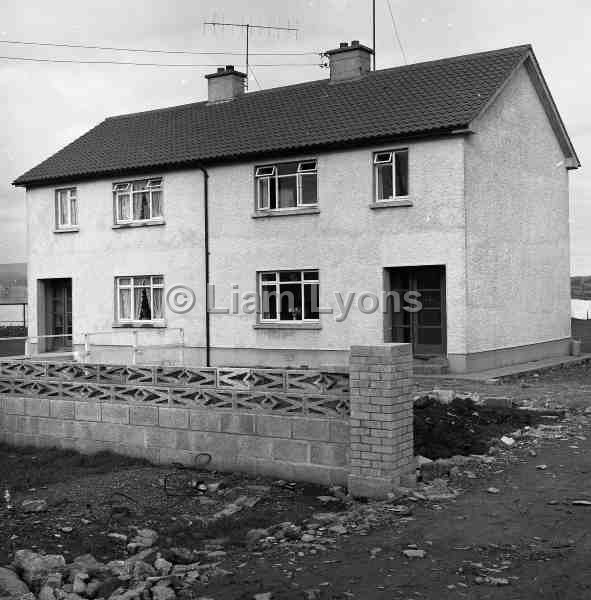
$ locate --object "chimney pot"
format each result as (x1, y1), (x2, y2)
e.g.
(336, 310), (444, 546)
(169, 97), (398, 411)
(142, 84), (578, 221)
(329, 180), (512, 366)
(325, 40), (373, 82)
(225, 65), (234, 71)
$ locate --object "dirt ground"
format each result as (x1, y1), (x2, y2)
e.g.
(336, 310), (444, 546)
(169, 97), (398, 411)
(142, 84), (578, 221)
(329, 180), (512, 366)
(2, 362), (591, 599)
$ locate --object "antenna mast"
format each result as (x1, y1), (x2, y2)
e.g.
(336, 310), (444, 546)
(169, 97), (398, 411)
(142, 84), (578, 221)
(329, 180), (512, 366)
(372, 0), (376, 70)
(203, 21), (299, 89)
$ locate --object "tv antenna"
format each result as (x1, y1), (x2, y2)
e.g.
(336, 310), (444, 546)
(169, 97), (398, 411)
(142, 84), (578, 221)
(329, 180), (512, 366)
(203, 20), (299, 89)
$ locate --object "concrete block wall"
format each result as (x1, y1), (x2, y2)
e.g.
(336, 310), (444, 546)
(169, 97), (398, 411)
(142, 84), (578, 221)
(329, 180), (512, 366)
(0, 395), (349, 486)
(0, 343), (414, 497)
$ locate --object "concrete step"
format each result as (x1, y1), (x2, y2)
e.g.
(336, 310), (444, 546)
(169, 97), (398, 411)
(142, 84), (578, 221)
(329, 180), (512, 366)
(413, 357), (449, 375)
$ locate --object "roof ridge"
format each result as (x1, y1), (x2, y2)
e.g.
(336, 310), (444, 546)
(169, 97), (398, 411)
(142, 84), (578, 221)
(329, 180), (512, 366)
(106, 44), (531, 122)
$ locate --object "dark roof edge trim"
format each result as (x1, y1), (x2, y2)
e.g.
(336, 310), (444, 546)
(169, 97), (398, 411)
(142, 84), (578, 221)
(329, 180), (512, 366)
(13, 126), (466, 189)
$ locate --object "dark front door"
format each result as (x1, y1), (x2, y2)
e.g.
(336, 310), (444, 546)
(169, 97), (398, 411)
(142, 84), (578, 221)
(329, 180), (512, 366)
(386, 266), (446, 356)
(41, 279), (72, 352)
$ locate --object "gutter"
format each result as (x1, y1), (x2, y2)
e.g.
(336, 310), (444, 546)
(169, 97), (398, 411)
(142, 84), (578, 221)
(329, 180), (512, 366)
(196, 164), (211, 367)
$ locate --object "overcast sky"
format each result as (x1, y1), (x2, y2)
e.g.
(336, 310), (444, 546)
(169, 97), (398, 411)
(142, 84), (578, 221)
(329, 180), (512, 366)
(1, 0), (589, 272)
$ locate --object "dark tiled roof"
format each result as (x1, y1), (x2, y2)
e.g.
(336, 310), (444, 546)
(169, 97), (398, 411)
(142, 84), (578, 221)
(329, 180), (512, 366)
(14, 45), (532, 186)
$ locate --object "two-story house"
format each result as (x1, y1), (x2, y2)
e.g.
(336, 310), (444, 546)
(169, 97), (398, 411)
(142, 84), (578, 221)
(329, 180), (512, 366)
(13, 41), (580, 373)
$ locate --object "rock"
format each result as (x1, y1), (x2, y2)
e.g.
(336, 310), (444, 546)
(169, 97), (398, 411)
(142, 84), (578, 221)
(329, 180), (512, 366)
(72, 573), (88, 595)
(301, 534), (315, 543)
(168, 548), (193, 564)
(0, 566), (30, 598)
(151, 585), (176, 600)
(475, 576), (510, 586)
(402, 549), (426, 559)
(536, 464), (548, 470)
(38, 585), (57, 600)
(500, 436), (515, 447)
(245, 529), (269, 546)
(68, 555), (106, 579)
(131, 561), (156, 581)
(153, 557), (172, 576)
(311, 512), (338, 523)
(421, 478), (458, 500)
(253, 594), (272, 600)
(85, 579), (102, 598)
(487, 487), (500, 494)
(14, 550), (66, 590)
(91, 576), (122, 600)
(105, 561), (128, 577)
(108, 583), (149, 600)
(328, 525), (347, 535)
(303, 590), (320, 600)
(21, 499), (48, 513)
(416, 455), (433, 467)
(431, 389), (454, 404)
(128, 529), (158, 552)
(107, 533), (128, 542)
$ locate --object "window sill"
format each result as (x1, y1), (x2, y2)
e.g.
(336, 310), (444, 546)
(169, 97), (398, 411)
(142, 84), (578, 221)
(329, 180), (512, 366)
(112, 220), (165, 229)
(252, 207), (320, 219)
(54, 227), (79, 234)
(369, 199), (413, 209)
(112, 321), (167, 329)
(253, 322), (322, 330)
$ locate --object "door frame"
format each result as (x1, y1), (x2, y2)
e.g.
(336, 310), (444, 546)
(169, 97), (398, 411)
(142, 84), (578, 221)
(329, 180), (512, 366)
(37, 278), (73, 353)
(383, 265), (447, 357)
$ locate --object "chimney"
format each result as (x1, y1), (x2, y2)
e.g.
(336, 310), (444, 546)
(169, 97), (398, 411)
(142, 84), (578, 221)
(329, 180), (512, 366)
(325, 40), (373, 82)
(205, 65), (247, 103)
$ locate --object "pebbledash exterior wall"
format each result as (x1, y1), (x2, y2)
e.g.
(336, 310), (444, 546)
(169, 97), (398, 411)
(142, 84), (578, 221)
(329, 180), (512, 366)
(0, 345), (415, 498)
(24, 63), (572, 373)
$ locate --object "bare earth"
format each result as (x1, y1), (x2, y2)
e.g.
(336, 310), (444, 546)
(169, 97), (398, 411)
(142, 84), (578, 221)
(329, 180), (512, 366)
(2, 363), (591, 599)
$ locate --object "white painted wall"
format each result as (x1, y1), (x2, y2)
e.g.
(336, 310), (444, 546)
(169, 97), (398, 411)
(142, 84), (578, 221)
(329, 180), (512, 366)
(464, 62), (572, 355)
(25, 136), (468, 365)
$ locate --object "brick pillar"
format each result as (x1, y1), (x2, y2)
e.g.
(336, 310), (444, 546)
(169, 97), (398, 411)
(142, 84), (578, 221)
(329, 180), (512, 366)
(347, 343), (414, 498)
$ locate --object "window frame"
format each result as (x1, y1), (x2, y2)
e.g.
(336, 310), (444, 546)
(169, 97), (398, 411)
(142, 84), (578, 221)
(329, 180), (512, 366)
(258, 269), (320, 323)
(115, 275), (165, 325)
(55, 187), (78, 230)
(255, 159), (318, 212)
(373, 148), (409, 202)
(113, 177), (164, 225)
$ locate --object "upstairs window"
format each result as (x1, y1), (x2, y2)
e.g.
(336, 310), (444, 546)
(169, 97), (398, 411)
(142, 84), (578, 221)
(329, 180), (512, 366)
(374, 149), (409, 201)
(55, 188), (78, 229)
(114, 178), (163, 224)
(256, 160), (318, 211)
(116, 275), (164, 323)
(258, 270), (320, 322)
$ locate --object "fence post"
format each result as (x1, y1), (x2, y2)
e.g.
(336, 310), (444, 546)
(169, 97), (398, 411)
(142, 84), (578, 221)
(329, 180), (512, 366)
(348, 343), (415, 498)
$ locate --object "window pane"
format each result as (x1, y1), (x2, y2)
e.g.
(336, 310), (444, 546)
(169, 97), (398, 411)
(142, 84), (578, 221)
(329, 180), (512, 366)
(151, 191), (162, 218)
(395, 150), (409, 196)
(298, 160), (317, 172)
(300, 174), (318, 205)
(256, 165), (275, 177)
(375, 152), (392, 164)
(278, 176), (297, 208)
(153, 288), (164, 319)
(258, 178), (270, 210)
(377, 164), (393, 201)
(132, 180), (147, 191)
(133, 192), (150, 220)
(277, 162), (298, 176)
(261, 272), (277, 282)
(279, 283), (302, 320)
(118, 277), (131, 286)
(261, 285), (277, 319)
(303, 270), (319, 280)
(279, 271), (301, 282)
(152, 276), (164, 286)
(269, 177), (277, 209)
(118, 194), (130, 221)
(70, 197), (78, 226)
(119, 288), (131, 320)
(135, 287), (152, 320)
(134, 276), (150, 287)
(304, 283), (320, 319)
(59, 193), (68, 225)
